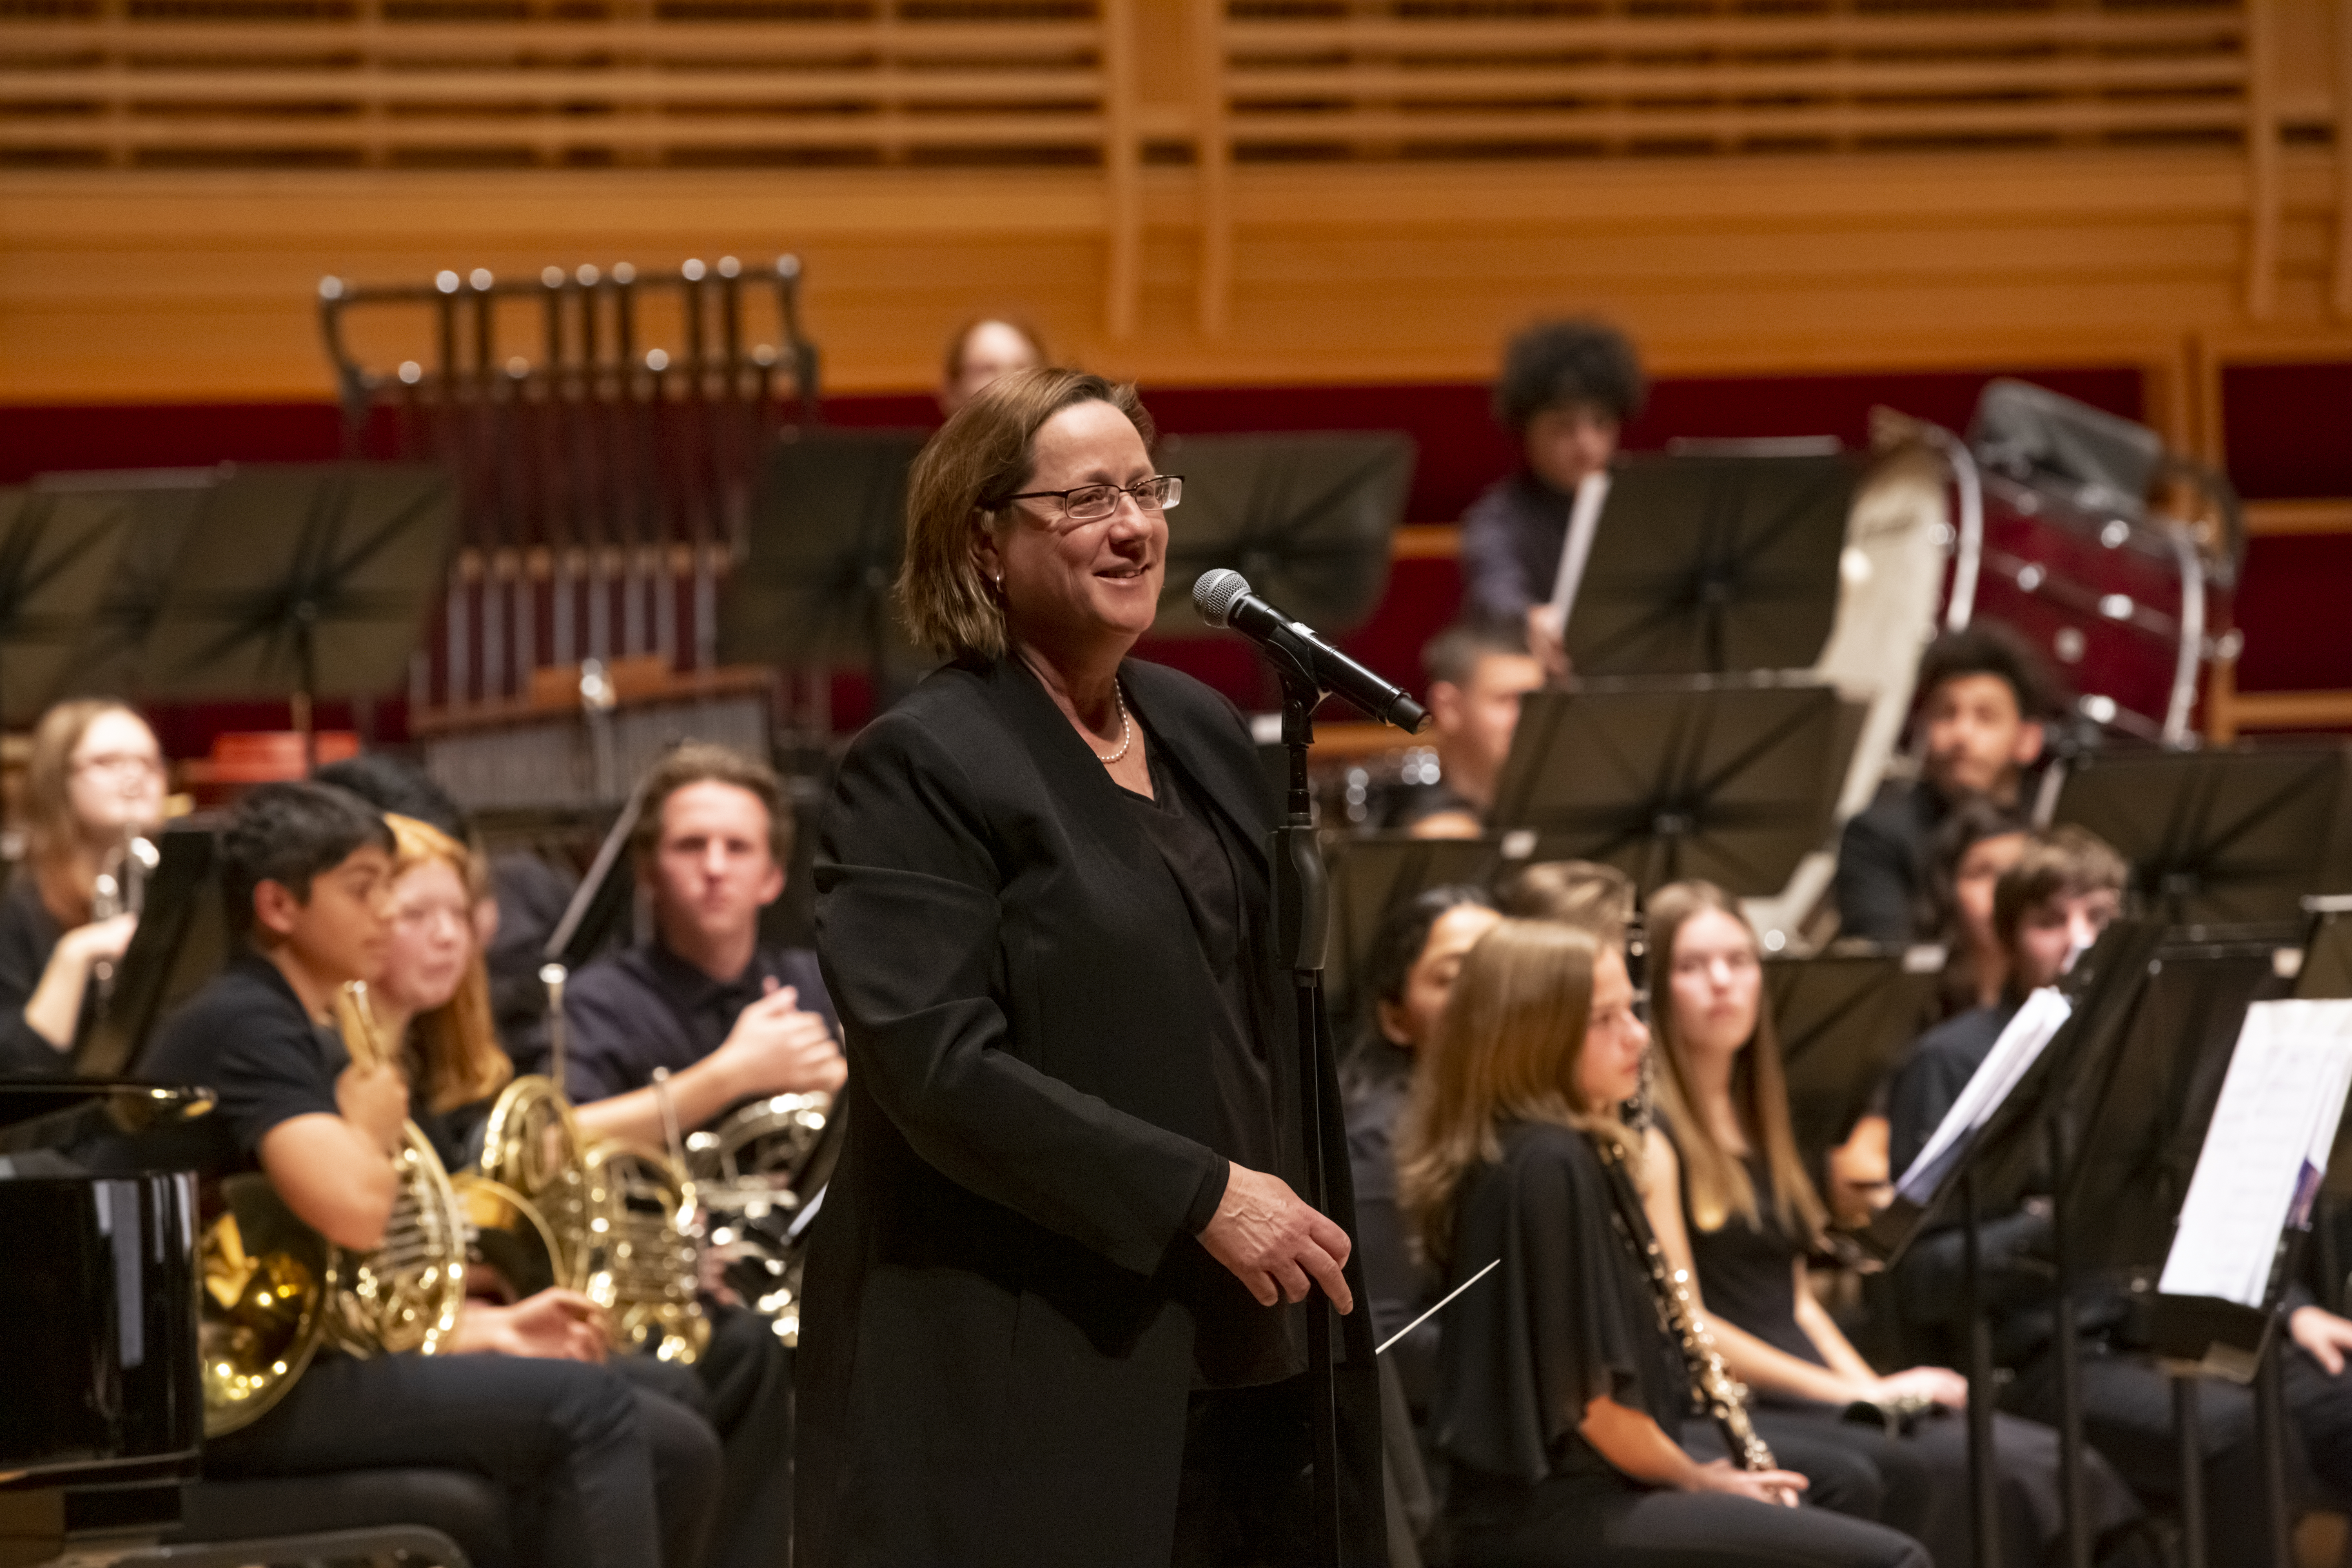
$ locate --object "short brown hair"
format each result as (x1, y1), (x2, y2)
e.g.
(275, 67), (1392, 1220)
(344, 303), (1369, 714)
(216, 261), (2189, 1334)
(897, 367), (1156, 659)
(1993, 825), (2127, 951)
(630, 743), (791, 869)
(1495, 858), (1635, 946)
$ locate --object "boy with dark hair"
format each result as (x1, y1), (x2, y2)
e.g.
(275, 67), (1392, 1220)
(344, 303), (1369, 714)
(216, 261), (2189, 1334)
(143, 782), (717, 1568)
(1458, 317), (1645, 676)
(1886, 830), (2352, 1568)
(1835, 620), (2064, 944)
(1385, 621), (1544, 836)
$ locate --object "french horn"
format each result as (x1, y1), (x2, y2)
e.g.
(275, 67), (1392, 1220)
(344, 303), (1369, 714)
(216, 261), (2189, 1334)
(483, 964), (707, 1363)
(199, 981), (470, 1435)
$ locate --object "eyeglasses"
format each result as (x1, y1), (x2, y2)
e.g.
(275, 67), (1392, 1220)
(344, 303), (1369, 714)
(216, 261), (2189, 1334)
(1003, 474), (1182, 522)
(72, 752), (163, 780)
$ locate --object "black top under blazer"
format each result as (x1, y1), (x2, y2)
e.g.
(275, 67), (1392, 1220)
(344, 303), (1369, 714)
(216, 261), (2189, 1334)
(799, 652), (1383, 1567)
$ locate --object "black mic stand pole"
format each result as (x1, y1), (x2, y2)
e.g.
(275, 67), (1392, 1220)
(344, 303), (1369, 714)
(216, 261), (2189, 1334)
(1266, 637), (1343, 1568)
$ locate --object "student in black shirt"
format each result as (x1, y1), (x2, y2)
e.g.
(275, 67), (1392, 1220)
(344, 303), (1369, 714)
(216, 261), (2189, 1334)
(1834, 623), (2060, 945)
(558, 744), (843, 1144)
(1457, 318), (1644, 680)
(557, 744), (834, 1568)
(140, 782), (716, 1568)
(1642, 879), (2143, 1568)
(0, 699), (165, 1073)
(1397, 916), (1928, 1568)
(1888, 830), (2352, 1568)
(1382, 624), (1546, 837)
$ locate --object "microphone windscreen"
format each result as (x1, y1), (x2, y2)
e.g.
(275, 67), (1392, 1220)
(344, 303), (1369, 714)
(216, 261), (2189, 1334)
(1192, 568), (1250, 629)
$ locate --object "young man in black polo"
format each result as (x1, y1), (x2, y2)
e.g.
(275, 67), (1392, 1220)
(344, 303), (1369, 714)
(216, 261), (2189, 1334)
(558, 743), (843, 1568)
(142, 782), (718, 1568)
(1887, 829), (2352, 1568)
(1385, 621), (1546, 839)
(1835, 621), (2061, 944)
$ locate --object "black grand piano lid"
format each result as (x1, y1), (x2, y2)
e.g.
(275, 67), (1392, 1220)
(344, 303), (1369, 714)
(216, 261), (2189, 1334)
(0, 1079), (213, 1488)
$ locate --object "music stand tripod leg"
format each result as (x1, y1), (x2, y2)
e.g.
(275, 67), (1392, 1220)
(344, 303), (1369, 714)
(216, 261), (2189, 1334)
(2048, 1119), (2091, 1568)
(2256, 1324), (2293, 1568)
(1272, 672), (1343, 1568)
(1962, 1166), (2003, 1568)
(2174, 1373), (2208, 1568)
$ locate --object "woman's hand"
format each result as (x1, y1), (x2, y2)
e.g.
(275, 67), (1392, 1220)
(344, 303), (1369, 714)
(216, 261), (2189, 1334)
(1873, 1366), (1969, 1408)
(62, 912), (137, 970)
(1198, 1163), (1353, 1313)
(21, 912), (138, 1049)
(1687, 1459), (1807, 1508)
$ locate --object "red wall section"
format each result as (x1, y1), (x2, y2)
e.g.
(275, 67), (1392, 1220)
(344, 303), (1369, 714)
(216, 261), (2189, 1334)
(2221, 364), (2352, 501)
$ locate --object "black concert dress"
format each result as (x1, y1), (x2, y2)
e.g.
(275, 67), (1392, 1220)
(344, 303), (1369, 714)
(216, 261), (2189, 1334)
(1430, 1118), (1928, 1568)
(1677, 1134), (2143, 1568)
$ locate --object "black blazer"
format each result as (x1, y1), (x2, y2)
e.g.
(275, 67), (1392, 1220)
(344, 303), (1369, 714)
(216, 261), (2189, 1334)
(800, 653), (1383, 1566)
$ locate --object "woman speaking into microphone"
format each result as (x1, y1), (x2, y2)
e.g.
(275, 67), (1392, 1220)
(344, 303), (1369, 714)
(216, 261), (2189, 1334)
(799, 368), (1383, 1566)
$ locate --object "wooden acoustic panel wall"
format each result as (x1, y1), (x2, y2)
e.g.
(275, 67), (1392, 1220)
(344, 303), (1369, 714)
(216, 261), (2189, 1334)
(2, 0), (2351, 412)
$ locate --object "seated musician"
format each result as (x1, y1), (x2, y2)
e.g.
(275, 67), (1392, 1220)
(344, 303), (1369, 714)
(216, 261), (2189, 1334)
(1642, 878), (2144, 1568)
(939, 316), (1047, 416)
(1887, 829), (2352, 1568)
(1457, 317), (1643, 682)
(0, 699), (165, 1074)
(558, 743), (845, 1145)
(1342, 884), (1500, 1405)
(1495, 857), (1635, 928)
(548, 743), (830, 1568)
(1834, 622), (2059, 944)
(313, 751), (579, 1069)
(1827, 799), (2029, 1223)
(1396, 916), (1929, 1568)
(1383, 623), (1545, 838)
(141, 781), (719, 1568)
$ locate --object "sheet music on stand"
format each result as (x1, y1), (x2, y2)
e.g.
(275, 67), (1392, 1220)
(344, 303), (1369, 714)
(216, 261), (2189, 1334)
(1892, 987), (2076, 1207)
(2159, 1000), (2352, 1313)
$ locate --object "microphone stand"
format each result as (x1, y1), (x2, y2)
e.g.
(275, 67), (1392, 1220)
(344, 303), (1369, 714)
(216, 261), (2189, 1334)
(1266, 634), (1343, 1568)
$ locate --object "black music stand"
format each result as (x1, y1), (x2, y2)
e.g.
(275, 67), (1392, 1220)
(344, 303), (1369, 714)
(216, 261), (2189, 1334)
(1566, 452), (1855, 677)
(1325, 834), (1500, 1012)
(1489, 677), (1864, 900)
(2051, 744), (2352, 928)
(1147, 433), (1414, 641)
(131, 464), (458, 767)
(82, 820), (227, 1080)
(0, 478), (167, 727)
(718, 427), (930, 706)
(1764, 947), (1940, 1174)
(1853, 920), (2165, 1568)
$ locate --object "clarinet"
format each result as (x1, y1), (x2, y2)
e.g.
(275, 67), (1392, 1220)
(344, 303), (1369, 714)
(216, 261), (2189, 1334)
(1587, 1130), (1779, 1475)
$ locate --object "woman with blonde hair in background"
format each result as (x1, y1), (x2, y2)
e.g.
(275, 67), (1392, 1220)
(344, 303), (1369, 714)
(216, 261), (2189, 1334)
(0, 698), (166, 1071)
(1641, 878), (2144, 1568)
(1396, 916), (1924, 1568)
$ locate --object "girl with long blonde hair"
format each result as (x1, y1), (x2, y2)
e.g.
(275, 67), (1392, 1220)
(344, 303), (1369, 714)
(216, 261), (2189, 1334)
(1396, 918), (1923, 1568)
(338, 812), (511, 1115)
(0, 699), (165, 1067)
(1642, 879), (2141, 1568)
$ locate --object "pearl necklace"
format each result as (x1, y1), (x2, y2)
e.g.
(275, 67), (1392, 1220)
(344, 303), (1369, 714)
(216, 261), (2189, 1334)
(1092, 684), (1134, 765)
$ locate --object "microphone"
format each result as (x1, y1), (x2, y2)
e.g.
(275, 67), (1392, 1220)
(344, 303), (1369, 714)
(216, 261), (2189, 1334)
(1193, 569), (1429, 733)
